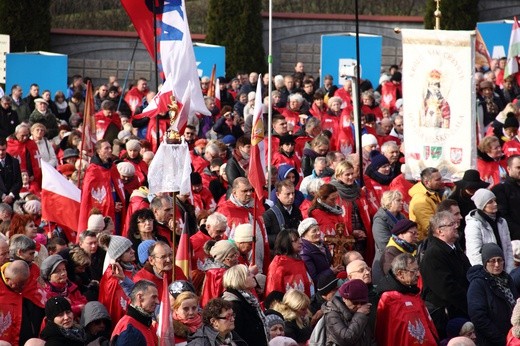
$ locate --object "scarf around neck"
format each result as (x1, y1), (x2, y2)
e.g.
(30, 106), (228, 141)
(330, 178), (360, 201)
(317, 198), (343, 215)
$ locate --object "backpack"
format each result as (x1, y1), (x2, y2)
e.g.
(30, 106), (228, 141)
(308, 315), (327, 346)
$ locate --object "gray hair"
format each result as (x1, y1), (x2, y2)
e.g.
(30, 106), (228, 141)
(314, 157), (327, 167)
(288, 93), (303, 104)
(381, 141), (399, 153)
(15, 123), (29, 134)
(391, 253), (416, 274)
(0, 95), (12, 103)
(129, 280), (157, 303)
(206, 212), (227, 227)
(9, 234), (36, 258)
(0, 203), (13, 215)
(430, 211), (454, 235)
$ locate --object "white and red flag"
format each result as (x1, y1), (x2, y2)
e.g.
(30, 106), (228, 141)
(249, 75), (266, 202)
(505, 17), (520, 79)
(120, 0), (209, 115)
(41, 160), (81, 240)
(157, 274), (175, 345)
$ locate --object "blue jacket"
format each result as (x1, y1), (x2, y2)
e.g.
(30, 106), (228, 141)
(467, 265), (518, 346)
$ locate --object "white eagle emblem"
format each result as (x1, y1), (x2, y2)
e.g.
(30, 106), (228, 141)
(120, 297), (128, 310)
(408, 318), (426, 344)
(91, 186), (107, 204)
(0, 311), (13, 335)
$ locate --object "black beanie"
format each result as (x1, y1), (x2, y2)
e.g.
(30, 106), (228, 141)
(481, 242), (504, 265)
(45, 296), (72, 321)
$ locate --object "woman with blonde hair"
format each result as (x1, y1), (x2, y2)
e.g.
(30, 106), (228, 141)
(273, 289), (312, 346)
(172, 291), (202, 345)
(222, 264), (269, 346)
(30, 123), (58, 167)
(371, 190), (406, 284)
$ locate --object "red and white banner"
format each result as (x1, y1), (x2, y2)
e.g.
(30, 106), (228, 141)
(401, 29), (476, 181)
(157, 274), (175, 345)
(505, 17), (520, 79)
(41, 160), (81, 234)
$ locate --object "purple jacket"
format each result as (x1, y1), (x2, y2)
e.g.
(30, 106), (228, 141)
(301, 238), (334, 286)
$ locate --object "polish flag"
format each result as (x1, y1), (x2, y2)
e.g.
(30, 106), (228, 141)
(157, 274), (175, 345)
(41, 160), (81, 238)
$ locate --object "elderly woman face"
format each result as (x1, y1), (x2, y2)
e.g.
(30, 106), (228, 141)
(330, 101), (341, 112)
(485, 256), (505, 276)
(269, 324), (285, 339)
(25, 220), (38, 239)
(388, 195), (404, 213)
(211, 308), (235, 334)
(31, 126), (45, 140)
(302, 225), (321, 244)
(50, 262), (68, 285)
(485, 140), (502, 159)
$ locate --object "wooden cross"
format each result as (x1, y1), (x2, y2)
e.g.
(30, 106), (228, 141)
(323, 222), (356, 267)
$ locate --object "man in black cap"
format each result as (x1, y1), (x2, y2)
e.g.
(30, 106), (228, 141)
(309, 273), (339, 325)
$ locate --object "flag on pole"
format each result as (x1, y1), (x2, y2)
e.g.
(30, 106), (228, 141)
(175, 213), (191, 279)
(157, 274), (175, 345)
(81, 81), (96, 157)
(120, 0), (209, 115)
(41, 160), (81, 240)
(214, 76), (221, 110)
(475, 28), (491, 72)
(505, 17), (520, 79)
(249, 75), (266, 201)
(207, 64), (216, 98)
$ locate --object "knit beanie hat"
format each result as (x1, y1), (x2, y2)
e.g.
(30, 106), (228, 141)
(24, 200), (41, 214)
(338, 279), (368, 304)
(391, 219), (418, 236)
(138, 239), (156, 265)
(471, 188), (496, 210)
(168, 280), (196, 298)
(297, 218), (318, 237)
(269, 336), (298, 346)
(481, 242), (504, 265)
(87, 214), (105, 232)
(368, 150), (390, 170)
(234, 224), (254, 243)
(446, 317), (470, 339)
(126, 139), (141, 151)
(40, 254), (67, 281)
(264, 309), (285, 329)
(504, 114), (520, 129)
(222, 135), (236, 146)
(117, 162), (135, 177)
(279, 135), (296, 146)
(210, 240), (237, 263)
(108, 235), (133, 260)
(361, 134), (377, 148)
(45, 296), (72, 321)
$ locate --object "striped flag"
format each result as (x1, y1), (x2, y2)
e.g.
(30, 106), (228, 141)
(157, 274), (175, 345)
(505, 17), (520, 79)
(248, 74), (266, 201)
(175, 214), (191, 280)
(41, 160), (81, 240)
(475, 28), (491, 72)
(81, 80), (96, 157)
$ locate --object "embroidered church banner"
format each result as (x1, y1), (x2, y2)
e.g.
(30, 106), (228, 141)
(401, 29), (476, 181)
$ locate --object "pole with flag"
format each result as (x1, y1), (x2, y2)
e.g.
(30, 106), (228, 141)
(78, 80), (96, 187)
(175, 212), (192, 280)
(505, 17), (520, 80)
(157, 273), (175, 345)
(41, 160), (81, 242)
(248, 75), (266, 265)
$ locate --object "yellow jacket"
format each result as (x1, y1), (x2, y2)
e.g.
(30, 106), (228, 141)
(408, 182), (444, 241)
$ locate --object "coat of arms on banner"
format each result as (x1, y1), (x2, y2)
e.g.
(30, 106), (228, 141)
(431, 146), (442, 160)
(424, 146), (430, 160)
(450, 148), (463, 164)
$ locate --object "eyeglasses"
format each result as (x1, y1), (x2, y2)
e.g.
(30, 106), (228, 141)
(351, 267), (371, 274)
(487, 258), (504, 264)
(216, 313), (235, 321)
(439, 222), (457, 229)
(154, 253), (174, 261)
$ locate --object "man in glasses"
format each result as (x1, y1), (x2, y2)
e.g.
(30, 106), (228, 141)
(218, 177), (269, 274)
(376, 253), (438, 345)
(420, 211), (471, 340)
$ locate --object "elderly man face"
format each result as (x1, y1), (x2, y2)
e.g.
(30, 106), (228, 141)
(383, 145), (400, 164)
(233, 181), (253, 205)
(380, 119), (393, 135)
(149, 243), (174, 275)
(35, 100), (48, 113)
(207, 223), (226, 240)
(15, 126), (30, 143)
(347, 260), (372, 284)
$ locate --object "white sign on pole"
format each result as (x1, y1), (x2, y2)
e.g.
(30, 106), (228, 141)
(0, 35), (9, 84)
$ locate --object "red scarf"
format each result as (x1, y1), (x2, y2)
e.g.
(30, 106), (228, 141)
(172, 311), (203, 333)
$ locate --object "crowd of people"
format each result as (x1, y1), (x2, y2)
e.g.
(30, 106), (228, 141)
(1, 57), (520, 346)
